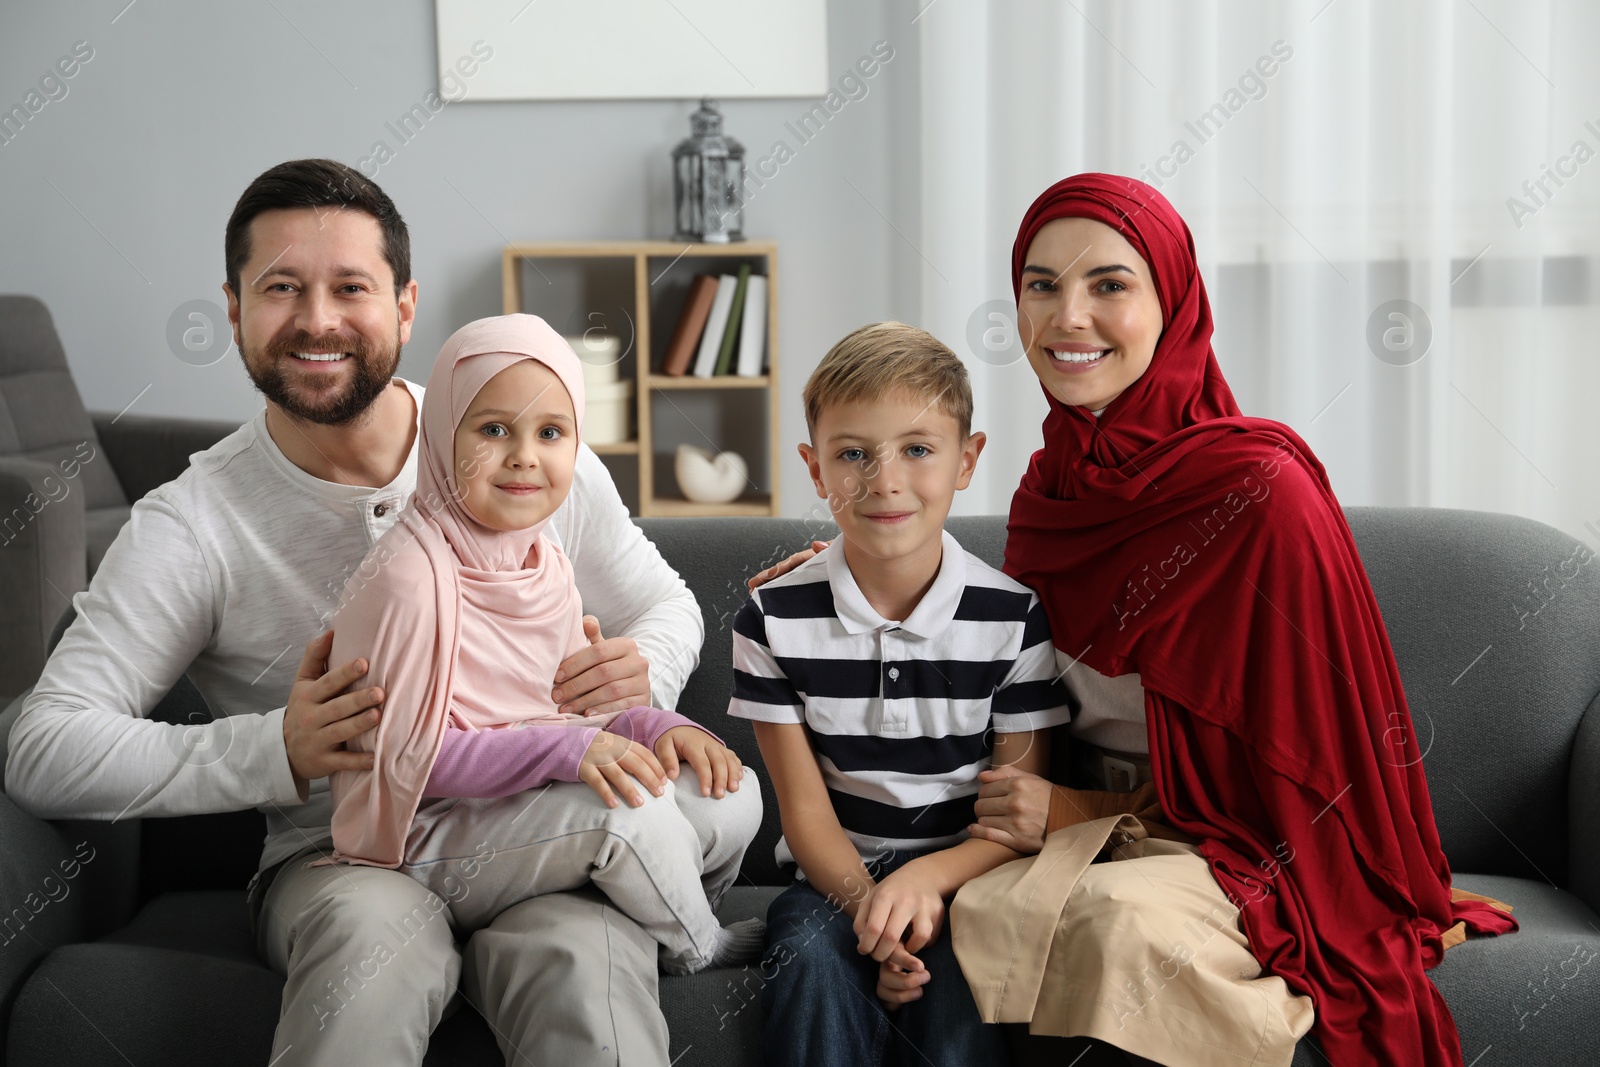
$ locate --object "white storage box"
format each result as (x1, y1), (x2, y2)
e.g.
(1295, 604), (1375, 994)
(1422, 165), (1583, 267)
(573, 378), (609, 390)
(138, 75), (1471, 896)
(584, 378), (634, 445)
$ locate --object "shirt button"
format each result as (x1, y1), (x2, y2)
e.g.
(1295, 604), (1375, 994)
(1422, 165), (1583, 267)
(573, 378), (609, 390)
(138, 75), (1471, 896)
(374, 503), (390, 517)
(888, 667), (900, 681)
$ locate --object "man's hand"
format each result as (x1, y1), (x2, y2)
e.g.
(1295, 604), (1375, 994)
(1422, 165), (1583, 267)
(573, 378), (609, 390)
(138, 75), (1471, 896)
(747, 540), (830, 591)
(853, 862), (945, 961)
(967, 764), (1055, 854)
(876, 945), (930, 1008)
(554, 616), (651, 716)
(580, 730), (666, 809)
(283, 631), (383, 786)
(654, 724), (743, 798)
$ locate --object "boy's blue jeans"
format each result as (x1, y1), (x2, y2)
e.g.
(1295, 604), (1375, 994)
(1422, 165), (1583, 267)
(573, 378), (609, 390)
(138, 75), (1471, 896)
(759, 849), (1012, 1067)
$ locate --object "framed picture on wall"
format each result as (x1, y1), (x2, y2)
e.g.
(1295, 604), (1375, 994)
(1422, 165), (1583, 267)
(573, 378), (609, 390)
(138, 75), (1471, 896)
(434, 0), (829, 101)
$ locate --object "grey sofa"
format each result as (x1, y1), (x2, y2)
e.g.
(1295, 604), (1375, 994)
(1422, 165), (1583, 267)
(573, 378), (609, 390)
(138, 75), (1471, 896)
(0, 294), (238, 700)
(2, 509), (1598, 1065)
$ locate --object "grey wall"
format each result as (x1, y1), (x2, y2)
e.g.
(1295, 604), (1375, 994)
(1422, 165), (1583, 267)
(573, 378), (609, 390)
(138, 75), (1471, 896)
(0, 0), (923, 518)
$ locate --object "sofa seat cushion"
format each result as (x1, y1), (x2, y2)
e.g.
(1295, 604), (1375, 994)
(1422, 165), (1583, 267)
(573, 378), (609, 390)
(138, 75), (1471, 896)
(1285, 874), (1600, 1065)
(84, 505), (131, 577)
(39, 878), (1581, 1067)
(664, 884), (781, 1067)
(685, 881), (1599, 1067)
(8, 885), (788, 1067)
(7, 941), (283, 1067)
(1426, 873), (1600, 1061)
(100, 889), (258, 965)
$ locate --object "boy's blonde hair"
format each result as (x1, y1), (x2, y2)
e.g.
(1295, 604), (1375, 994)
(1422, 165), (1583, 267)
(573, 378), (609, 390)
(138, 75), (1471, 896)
(803, 322), (973, 440)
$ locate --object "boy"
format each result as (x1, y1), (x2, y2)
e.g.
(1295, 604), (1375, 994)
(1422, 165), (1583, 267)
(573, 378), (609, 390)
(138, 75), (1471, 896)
(729, 322), (1071, 1066)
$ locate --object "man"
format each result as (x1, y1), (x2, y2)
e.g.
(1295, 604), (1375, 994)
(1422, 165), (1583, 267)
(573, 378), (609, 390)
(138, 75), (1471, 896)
(5, 158), (702, 1066)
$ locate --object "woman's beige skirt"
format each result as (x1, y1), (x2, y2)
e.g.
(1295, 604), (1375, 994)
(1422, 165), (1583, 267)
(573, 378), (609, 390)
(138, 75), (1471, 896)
(952, 814), (1314, 1067)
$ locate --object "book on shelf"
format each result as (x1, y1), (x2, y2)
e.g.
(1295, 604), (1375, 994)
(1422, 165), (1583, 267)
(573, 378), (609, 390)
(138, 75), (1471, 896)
(713, 263), (752, 376)
(692, 274), (739, 378)
(659, 273), (718, 376)
(735, 274), (767, 377)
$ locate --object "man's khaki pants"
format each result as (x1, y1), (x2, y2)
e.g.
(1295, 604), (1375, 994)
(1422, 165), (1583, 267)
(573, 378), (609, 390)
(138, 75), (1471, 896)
(258, 858), (669, 1067)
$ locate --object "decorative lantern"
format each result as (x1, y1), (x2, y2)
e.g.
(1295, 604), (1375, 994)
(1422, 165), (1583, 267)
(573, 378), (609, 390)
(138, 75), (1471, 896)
(672, 98), (745, 243)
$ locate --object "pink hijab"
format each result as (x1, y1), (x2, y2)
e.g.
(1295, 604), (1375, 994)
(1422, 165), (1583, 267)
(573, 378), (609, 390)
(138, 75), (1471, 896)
(326, 314), (598, 868)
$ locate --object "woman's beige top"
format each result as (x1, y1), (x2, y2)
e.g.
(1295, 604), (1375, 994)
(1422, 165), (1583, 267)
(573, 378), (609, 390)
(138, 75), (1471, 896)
(1057, 650), (1148, 754)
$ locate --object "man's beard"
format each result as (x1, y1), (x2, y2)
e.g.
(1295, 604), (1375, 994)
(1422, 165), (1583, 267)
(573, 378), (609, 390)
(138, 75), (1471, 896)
(243, 329), (402, 426)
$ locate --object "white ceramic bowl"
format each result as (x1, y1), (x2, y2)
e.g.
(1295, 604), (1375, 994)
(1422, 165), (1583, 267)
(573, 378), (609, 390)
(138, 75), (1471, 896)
(674, 444), (747, 504)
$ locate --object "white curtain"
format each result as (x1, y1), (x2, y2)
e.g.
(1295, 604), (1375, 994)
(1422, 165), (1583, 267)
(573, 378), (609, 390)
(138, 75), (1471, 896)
(919, 0), (1600, 551)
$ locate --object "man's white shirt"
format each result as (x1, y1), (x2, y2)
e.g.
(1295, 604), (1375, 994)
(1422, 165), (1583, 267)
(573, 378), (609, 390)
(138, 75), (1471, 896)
(5, 379), (703, 872)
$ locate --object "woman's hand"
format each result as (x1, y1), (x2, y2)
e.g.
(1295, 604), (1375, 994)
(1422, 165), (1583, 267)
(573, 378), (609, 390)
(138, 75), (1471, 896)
(968, 764), (1056, 854)
(554, 616), (652, 717)
(653, 725), (744, 798)
(875, 945), (930, 1008)
(579, 730), (666, 809)
(853, 862), (945, 961)
(747, 540), (830, 591)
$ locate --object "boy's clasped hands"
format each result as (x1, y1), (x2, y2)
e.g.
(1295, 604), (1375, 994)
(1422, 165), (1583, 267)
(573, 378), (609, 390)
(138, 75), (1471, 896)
(850, 860), (947, 1007)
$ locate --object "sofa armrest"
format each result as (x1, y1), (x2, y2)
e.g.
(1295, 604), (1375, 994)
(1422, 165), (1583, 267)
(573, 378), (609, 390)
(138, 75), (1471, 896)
(0, 690), (95, 1030)
(0, 792), (96, 1023)
(1570, 692), (1600, 913)
(90, 412), (239, 504)
(0, 456), (87, 699)
(2, 683), (154, 943)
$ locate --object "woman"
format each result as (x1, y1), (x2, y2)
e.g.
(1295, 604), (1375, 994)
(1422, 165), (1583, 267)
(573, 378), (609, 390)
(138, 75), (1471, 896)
(952, 173), (1516, 1067)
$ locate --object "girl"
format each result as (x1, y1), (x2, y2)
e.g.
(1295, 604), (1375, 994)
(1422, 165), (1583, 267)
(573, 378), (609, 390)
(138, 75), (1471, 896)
(951, 174), (1517, 1066)
(321, 314), (764, 974)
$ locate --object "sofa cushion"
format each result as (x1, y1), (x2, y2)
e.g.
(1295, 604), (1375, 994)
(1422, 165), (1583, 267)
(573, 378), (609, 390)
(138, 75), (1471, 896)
(100, 890), (259, 966)
(1429, 872), (1600, 1061)
(0, 296), (126, 511)
(662, 885), (778, 1067)
(7, 885), (786, 1067)
(7, 941), (282, 1067)
(0, 789), (91, 1053)
(1342, 508), (1600, 886)
(13, 838), (1593, 1066)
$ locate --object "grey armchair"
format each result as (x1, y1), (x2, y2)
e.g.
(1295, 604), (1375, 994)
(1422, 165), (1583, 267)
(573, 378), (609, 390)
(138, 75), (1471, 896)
(0, 295), (238, 699)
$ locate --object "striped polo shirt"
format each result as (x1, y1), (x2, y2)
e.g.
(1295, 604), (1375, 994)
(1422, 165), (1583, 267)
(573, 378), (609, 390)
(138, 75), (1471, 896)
(728, 530), (1071, 865)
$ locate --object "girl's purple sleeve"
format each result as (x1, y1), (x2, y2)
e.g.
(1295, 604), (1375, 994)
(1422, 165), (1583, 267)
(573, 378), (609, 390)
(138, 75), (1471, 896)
(424, 724), (599, 799)
(603, 706), (723, 750)
(422, 708), (721, 799)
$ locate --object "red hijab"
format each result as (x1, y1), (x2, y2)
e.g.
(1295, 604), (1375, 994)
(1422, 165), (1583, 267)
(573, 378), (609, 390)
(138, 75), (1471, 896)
(1003, 174), (1515, 1066)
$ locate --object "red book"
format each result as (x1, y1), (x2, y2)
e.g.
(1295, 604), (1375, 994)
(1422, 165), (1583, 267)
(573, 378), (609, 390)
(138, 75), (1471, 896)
(660, 274), (719, 376)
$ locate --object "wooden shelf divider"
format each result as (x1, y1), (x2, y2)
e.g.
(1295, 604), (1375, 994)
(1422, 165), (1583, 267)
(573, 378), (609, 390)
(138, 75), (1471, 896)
(647, 375), (770, 390)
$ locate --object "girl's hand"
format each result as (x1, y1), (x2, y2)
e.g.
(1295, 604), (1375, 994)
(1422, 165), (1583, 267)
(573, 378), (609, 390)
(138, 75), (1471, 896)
(876, 944), (929, 1008)
(968, 765), (1055, 854)
(654, 725), (744, 798)
(853, 863), (945, 961)
(579, 731), (666, 808)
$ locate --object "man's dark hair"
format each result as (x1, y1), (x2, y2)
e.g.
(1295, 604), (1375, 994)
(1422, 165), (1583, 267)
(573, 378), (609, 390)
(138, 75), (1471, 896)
(224, 159), (411, 297)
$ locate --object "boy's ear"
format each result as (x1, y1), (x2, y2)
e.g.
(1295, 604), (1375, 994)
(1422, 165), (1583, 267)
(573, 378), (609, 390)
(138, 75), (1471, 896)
(953, 431), (987, 491)
(797, 442), (828, 499)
